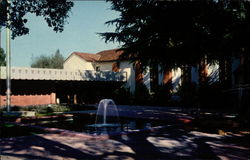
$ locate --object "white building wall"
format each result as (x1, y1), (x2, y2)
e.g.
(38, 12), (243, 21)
(0, 67), (82, 81)
(172, 68), (182, 92)
(63, 54), (94, 71)
(207, 63), (220, 83)
(120, 61), (135, 93)
(0, 66), (126, 82)
(143, 67), (151, 91)
(141, 65), (182, 93)
(95, 61), (136, 93)
(94, 62), (113, 71)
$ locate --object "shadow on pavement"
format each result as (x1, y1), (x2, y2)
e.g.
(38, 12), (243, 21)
(1, 127), (250, 160)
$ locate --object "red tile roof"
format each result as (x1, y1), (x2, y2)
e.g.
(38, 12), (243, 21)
(73, 52), (100, 62)
(96, 49), (123, 62)
(72, 49), (123, 62)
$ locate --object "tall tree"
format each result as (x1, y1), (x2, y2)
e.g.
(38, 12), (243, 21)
(101, 1), (206, 70)
(100, 0), (250, 73)
(0, 0), (74, 39)
(0, 48), (6, 66)
(50, 49), (64, 69)
(31, 49), (64, 69)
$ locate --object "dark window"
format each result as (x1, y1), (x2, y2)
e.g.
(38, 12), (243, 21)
(96, 66), (100, 71)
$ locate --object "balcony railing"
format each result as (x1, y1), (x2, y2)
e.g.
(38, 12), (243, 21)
(81, 70), (127, 82)
(0, 67), (127, 82)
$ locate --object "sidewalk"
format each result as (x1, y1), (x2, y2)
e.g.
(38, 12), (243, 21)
(1, 125), (250, 160)
(1, 105), (250, 160)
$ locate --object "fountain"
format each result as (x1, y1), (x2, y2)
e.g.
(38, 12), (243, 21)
(87, 99), (121, 134)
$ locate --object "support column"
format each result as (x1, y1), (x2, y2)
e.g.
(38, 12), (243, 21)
(182, 65), (192, 85)
(199, 57), (208, 86)
(163, 69), (172, 84)
(6, 0), (11, 112)
(74, 94), (77, 104)
(112, 62), (120, 72)
(67, 94), (70, 104)
(135, 61), (143, 84)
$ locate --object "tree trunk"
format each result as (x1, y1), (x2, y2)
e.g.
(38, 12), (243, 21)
(150, 62), (159, 92)
(182, 65), (192, 85)
(199, 57), (208, 86)
(219, 57), (232, 88)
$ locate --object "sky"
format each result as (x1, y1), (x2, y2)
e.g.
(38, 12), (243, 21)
(0, 1), (120, 67)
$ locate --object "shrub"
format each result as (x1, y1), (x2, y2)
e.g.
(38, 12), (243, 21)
(133, 83), (151, 105)
(178, 82), (199, 108)
(198, 82), (223, 108)
(0, 104), (71, 114)
(151, 82), (172, 106)
(112, 86), (132, 105)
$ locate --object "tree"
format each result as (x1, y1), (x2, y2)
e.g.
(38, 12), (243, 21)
(31, 49), (64, 69)
(101, 0), (250, 112)
(50, 49), (64, 69)
(101, 1), (205, 69)
(100, 1), (250, 74)
(0, 48), (6, 66)
(0, 0), (74, 39)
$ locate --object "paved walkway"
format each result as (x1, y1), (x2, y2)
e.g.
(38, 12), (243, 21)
(1, 127), (250, 160)
(1, 106), (250, 160)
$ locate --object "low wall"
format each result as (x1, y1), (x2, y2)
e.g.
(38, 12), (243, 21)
(0, 93), (56, 107)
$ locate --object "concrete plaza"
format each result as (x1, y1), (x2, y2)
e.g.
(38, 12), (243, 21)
(1, 105), (250, 160)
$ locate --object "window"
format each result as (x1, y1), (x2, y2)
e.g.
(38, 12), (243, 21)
(95, 66), (100, 71)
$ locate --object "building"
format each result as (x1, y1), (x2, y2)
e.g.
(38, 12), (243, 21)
(0, 65), (126, 106)
(63, 49), (222, 94)
(64, 49), (136, 92)
(0, 48), (246, 107)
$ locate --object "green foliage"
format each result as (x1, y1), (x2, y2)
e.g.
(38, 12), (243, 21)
(101, 0), (250, 111)
(0, 0), (74, 39)
(133, 83), (151, 105)
(112, 84), (173, 106)
(51, 49), (65, 69)
(0, 104), (71, 114)
(31, 49), (64, 69)
(177, 82), (199, 107)
(151, 82), (172, 106)
(31, 55), (50, 68)
(1, 123), (46, 138)
(113, 86), (132, 105)
(0, 48), (6, 66)
(198, 82), (223, 109)
(101, 1), (250, 70)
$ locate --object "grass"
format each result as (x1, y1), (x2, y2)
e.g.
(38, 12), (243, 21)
(35, 112), (61, 117)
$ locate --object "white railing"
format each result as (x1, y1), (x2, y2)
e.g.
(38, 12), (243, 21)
(0, 67), (127, 82)
(81, 70), (127, 82)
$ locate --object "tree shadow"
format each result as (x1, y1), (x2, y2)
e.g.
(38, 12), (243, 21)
(110, 127), (250, 159)
(1, 127), (249, 160)
(1, 134), (98, 160)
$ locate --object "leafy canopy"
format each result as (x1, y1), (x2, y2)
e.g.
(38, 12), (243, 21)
(31, 49), (64, 69)
(0, 0), (74, 39)
(0, 48), (6, 66)
(100, 0), (250, 70)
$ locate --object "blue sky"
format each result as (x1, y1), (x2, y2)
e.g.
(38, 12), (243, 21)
(1, 1), (120, 67)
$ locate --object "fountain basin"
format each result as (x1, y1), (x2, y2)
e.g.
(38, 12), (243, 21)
(87, 123), (121, 128)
